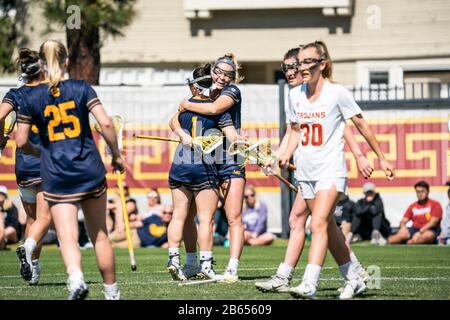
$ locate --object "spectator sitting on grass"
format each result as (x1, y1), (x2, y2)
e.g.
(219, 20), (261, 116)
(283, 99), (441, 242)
(348, 182), (390, 245)
(138, 204), (172, 248)
(242, 186), (275, 246)
(0, 186), (22, 250)
(388, 181), (442, 245)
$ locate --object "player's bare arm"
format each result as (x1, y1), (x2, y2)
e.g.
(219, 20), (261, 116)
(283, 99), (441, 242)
(350, 113), (396, 180)
(343, 124), (373, 179)
(179, 95), (234, 115)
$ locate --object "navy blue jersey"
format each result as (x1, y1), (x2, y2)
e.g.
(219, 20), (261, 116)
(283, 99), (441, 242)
(168, 98), (232, 192)
(216, 84), (246, 179)
(17, 80), (107, 203)
(2, 88), (41, 187)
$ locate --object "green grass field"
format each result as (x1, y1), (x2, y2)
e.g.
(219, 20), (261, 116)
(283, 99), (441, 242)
(1, 240), (449, 300)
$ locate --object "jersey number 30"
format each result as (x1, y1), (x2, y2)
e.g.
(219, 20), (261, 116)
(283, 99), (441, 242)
(44, 101), (81, 142)
(300, 123), (323, 146)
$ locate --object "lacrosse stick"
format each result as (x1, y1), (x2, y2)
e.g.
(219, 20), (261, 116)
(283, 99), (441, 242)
(229, 139), (298, 192)
(134, 133), (223, 154)
(0, 110), (16, 160)
(95, 115), (137, 271)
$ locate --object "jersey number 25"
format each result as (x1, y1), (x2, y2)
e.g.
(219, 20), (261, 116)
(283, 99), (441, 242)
(44, 101), (81, 142)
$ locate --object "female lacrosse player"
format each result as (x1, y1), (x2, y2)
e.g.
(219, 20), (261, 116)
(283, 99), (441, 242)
(278, 41), (395, 300)
(0, 48), (51, 286)
(167, 63), (242, 280)
(256, 45), (373, 293)
(178, 53), (245, 282)
(15, 40), (124, 300)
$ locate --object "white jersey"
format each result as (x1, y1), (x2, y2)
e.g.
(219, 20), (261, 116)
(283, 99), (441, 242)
(285, 95), (301, 179)
(288, 80), (361, 181)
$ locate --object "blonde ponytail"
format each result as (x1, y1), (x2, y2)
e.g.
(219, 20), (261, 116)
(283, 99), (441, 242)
(39, 40), (68, 89)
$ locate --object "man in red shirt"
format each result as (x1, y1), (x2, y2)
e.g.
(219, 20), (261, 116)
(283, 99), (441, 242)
(389, 181), (443, 244)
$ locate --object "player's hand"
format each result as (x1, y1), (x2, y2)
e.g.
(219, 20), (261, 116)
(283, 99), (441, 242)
(178, 99), (189, 112)
(112, 156), (126, 174)
(278, 153), (290, 169)
(180, 133), (193, 146)
(356, 154), (374, 179)
(380, 158), (395, 181)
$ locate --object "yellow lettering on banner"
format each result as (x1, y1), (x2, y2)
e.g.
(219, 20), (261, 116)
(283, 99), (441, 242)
(0, 141), (16, 166)
(133, 140), (164, 180)
(348, 132), (449, 178)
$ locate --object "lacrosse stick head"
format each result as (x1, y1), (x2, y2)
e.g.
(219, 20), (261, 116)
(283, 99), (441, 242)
(192, 134), (223, 154)
(227, 140), (250, 156)
(94, 114), (125, 154)
(246, 138), (274, 165)
(4, 111), (17, 135)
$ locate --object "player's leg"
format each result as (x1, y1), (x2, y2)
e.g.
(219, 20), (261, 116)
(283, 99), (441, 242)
(51, 202), (88, 300)
(290, 186), (341, 300)
(194, 188), (219, 279)
(81, 193), (119, 300)
(19, 187), (51, 285)
(327, 216), (369, 295)
(222, 177), (245, 279)
(182, 202), (200, 279)
(167, 186), (193, 281)
(256, 192), (309, 292)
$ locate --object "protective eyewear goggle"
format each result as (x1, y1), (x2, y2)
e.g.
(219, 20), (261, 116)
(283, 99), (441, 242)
(281, 61), (300, 73)
(212, 67), (236, 79)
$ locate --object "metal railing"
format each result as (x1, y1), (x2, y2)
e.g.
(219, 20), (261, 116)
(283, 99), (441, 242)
(348, 82), (450, 102)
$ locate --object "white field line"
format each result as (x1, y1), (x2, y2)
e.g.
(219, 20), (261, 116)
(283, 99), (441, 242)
(1, 276), (450, 290)
(1, 266), (450, 279)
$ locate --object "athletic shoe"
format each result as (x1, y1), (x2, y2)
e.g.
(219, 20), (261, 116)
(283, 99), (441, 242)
(255, 274), (290, 293)
(350, 234), (363, 243)
(371, 230), (388, 246)
(182, 264), (201, 279)
(28, 261), (41, 286)
(289, 281), (317, 300)
(67, 280), (89, 300)
(16, 245), (32, 282)
(200, 259), (217, 280)
(339, 279), (366, 300)
(167, 256), (187, 281)
(104, 290), (121, 300)
(217, 267), (239, 283)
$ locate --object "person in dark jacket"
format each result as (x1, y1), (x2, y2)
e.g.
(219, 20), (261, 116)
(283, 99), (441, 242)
(333, 195), (355, 241)
(349, 183), (390, 245)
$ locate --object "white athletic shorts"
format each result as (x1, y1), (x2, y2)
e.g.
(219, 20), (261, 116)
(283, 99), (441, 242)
(298, 177), (348, 200)
(19, 185), (38, 204)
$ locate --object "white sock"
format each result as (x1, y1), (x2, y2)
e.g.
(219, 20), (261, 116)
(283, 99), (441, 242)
(227, 258), (239, 272)
(68, 269), (84, 286)
(32, 259), (39, 266)
(103, 282), (119, 294)
(303, 264), (321, 287)
(24, 238), (37, 254)
(277, 262), (294, 279)
(168, 247), (180, 256)
(199, 251), (212, 261)
(185, 252), (198, 266)
(350, 252), (360, 265)
(339, 261), (359, 281)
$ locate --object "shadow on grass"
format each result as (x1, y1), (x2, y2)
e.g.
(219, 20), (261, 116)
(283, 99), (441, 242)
(38, 280), (100, 287)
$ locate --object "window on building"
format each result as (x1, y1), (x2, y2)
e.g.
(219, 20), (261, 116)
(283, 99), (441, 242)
(370, 71), (389, 85)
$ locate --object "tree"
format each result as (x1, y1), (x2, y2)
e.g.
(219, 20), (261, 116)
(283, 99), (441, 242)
(0, 0), (29, 73)
(39, 0), (137, 85)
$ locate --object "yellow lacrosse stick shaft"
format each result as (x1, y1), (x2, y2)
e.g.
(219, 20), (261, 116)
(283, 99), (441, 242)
(133, 134), (180, 143)
(116, 170), (137, 271)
